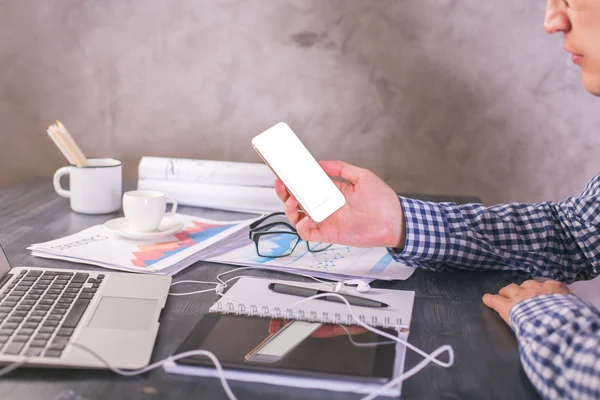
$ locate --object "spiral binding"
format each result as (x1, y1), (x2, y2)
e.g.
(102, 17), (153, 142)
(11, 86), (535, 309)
(209, 301), (403, 329)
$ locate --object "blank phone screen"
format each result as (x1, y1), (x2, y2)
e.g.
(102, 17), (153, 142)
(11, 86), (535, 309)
(254, 321), (322, 358)
(260, 129), (338, 211)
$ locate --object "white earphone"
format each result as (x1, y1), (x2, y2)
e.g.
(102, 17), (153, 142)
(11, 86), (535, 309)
(333, 279), (371, 293)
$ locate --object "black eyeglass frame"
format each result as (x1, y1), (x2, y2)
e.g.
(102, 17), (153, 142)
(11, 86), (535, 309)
(248, 212), (332, 258)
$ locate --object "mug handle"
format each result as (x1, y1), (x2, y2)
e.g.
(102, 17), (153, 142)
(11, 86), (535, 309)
(53, 166), (72, 198)
(166, 197), (178, 216)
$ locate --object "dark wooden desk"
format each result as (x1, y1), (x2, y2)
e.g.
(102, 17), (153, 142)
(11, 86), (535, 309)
(0, 179), (540, 400)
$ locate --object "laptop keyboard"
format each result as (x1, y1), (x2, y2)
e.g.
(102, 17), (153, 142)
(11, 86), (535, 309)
(0, 269), (103, 359)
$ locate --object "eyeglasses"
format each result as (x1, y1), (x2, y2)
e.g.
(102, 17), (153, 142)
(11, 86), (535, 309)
(249, 212), (332, 258)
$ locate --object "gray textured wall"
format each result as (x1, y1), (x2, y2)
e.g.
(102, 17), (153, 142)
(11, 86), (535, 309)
(1, 0), (599, 205)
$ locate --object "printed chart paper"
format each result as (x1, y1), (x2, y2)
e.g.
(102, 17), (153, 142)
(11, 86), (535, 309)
(28, 214), (253, 276)
(207, 235), (415, 281)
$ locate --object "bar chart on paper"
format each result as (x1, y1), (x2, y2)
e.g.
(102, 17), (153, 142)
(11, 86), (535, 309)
(28, 214), (253, 276)
(130, 221), (238, 267)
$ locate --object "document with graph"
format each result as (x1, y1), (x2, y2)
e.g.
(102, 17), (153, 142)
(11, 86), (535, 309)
(27, 214), (254, 276)
(206, 236), (415, 281)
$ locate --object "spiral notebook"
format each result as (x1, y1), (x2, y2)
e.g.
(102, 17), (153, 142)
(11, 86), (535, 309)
(209, 277), (415, 329)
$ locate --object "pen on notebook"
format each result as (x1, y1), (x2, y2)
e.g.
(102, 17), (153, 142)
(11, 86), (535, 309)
(268, 283), (389, 308)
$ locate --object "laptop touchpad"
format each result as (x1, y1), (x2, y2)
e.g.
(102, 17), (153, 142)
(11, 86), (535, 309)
(88, 297), (157, 330)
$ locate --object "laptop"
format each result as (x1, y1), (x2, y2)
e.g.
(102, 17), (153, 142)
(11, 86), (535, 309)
(0, 244), (171, 369)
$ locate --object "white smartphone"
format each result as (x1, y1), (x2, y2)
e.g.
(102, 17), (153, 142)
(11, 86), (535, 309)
(252, 122), (346, 223)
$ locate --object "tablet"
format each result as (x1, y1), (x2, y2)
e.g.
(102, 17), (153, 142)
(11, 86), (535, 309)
(174, 313), (397, 384)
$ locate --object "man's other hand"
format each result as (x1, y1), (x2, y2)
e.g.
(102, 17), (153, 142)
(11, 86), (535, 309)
(483, 279), (573, 325)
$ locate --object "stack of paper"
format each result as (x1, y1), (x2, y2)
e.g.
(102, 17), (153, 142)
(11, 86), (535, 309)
(137, 157), (282, 213)
(28, 214), (254, 276)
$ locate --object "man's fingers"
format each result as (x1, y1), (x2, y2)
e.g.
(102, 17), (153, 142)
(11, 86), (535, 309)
(283, 196), (301, 225)
(311, 325), (335, 338)
(268, 319), (283, 334)
(332, 179), (347, 192)
(520, 280), (542, 289)
(312, 325), (367, 338)
(318, 160), (363, 184)
(274, 179), (290, 202)
(498, 283), (521, 298)
(297, 216), (317, 231)
(482, 294), (512, 324)
(545, 280), (573, 295)
(296, 217), (319, 242)
(482, 293), (511, 309)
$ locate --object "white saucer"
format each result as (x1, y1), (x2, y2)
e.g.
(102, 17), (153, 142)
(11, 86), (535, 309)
(104, 217), (185, 240)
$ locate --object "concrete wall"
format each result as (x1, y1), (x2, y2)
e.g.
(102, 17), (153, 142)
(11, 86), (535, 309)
(1, 0), (599, 205)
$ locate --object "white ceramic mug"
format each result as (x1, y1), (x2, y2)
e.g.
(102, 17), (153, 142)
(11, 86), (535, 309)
(53, 158), (123, 214)
(122, 190), (178, 232)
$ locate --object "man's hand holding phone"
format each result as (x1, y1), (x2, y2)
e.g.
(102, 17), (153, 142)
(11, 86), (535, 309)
(252, 123), (347, 223)
(275, 160), (406, 249)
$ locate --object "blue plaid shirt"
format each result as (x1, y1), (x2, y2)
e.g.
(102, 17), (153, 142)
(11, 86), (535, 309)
(388, 173), (600, 399)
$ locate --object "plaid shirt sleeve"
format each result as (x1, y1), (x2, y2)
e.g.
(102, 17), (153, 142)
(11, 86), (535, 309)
(510, 294), (600, 399)
(387, 173), (600, 283)
(386, 174), (600, 398)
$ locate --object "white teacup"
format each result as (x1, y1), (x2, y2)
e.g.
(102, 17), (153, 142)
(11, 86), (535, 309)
(122, 190), (178, 232)
(53, 158), (123, 214)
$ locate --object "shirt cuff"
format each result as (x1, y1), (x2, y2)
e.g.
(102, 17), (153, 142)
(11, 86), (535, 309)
(509, 293), (593, 335)
(387, 196), (450, 261)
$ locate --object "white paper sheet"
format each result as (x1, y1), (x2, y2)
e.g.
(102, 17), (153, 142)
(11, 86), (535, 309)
(138, 157), (275, 187)
(137, 179), (283, 213)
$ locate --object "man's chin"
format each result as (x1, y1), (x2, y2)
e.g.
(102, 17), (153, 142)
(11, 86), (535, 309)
(582, 72), (600, 96)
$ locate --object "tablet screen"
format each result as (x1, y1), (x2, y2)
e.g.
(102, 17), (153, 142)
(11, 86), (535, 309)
(176, 314), (397, 382)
